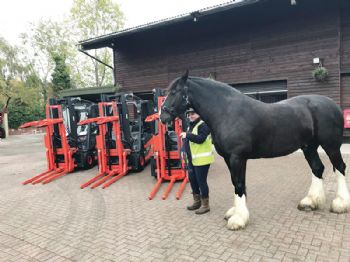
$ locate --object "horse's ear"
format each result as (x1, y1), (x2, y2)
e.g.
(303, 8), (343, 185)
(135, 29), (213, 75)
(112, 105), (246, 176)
(182, 70), (189, 82)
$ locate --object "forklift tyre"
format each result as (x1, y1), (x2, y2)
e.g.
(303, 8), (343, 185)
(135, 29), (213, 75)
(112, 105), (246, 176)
(135, 153), (145, 172)
(82, 153), (96, 170)
(150, 156), (157, 178)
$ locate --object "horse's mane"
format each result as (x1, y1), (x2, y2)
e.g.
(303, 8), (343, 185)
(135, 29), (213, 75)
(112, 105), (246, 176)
(188, 76), (242, 96)
(167, 76), (241, 96)
(166, 78), (181, 90)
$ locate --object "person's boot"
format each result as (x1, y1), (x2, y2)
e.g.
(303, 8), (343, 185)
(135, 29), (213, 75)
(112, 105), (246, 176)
(195, 197), (210, 215)
(187, 194), (201, 210)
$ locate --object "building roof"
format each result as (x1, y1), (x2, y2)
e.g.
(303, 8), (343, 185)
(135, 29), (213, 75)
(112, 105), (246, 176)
(79, 0), (263, 50)
(59, 86), (118, 97)
(59, 86), (158, 102)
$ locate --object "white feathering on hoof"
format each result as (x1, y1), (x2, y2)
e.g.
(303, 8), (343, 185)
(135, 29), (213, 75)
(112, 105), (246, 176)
(298, 174), (325, 211)
(227, 194), (249, 230)
(224, 206), (236, 220)
(224, 194), (236, 220)
(331, 171), (350, 213)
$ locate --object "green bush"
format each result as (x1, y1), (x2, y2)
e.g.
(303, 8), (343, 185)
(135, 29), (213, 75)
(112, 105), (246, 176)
(8, 99), (45, 129)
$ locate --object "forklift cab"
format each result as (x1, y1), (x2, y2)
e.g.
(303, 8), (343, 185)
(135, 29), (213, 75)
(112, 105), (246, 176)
(101, 92), (154, 171)
(49, 97), (99, 169)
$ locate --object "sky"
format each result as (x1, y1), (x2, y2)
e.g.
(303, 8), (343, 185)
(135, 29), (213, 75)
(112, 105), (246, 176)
(0, 0), (232, 46)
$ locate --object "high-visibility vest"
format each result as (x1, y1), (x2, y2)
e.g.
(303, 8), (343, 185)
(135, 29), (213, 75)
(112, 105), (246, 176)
(189, 120), (214, 166)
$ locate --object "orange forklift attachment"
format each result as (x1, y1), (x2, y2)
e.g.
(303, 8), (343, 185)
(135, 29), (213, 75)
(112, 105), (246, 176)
(79, 102), (130, 189)
(146, 97), (188, 200)
(20, 105), (76, 185)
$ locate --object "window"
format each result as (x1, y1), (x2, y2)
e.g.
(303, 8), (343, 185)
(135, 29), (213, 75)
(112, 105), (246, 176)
(231, 80), (287, 103)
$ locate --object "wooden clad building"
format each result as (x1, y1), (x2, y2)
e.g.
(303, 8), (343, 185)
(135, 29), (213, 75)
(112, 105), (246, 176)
(80, 0), (350, 114)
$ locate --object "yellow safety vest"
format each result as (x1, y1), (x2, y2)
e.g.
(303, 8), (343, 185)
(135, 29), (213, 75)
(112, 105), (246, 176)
(189, 120), (214, 166)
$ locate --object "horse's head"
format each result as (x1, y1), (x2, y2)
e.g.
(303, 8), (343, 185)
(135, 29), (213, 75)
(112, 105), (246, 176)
(160, 71), (190, 124)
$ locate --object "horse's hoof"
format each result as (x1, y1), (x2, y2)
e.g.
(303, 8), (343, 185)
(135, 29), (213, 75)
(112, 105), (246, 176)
(298, 195), (325, 211)
(297, 204), (315, 211)
(227, 215), (248, 230)
(224, 206), (235, 221)
(330, 197), (350, 214)
(226, 212), (249, 231)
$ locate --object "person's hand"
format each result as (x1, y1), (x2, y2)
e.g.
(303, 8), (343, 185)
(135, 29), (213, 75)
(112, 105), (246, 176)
(181, 152), (185, 159)
(180, 132), (187, 139)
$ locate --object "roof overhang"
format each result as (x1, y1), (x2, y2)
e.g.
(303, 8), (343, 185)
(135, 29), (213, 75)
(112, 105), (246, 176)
(79, 0), (263, 50)
(59, 86), (118, 98)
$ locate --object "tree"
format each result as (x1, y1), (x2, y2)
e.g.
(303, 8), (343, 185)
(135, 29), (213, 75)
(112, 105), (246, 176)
(0, 37), (28, 96)
(21, 19), (72, 101)
(6, 79), (45, 129)
(70, 0), (124, 87)
(21, 1), (125, 90)
(51, 53), (72, 95)
(0, 36), (45, 129)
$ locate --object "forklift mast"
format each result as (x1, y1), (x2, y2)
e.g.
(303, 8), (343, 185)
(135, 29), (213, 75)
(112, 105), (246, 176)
(101, 93), (153, 168)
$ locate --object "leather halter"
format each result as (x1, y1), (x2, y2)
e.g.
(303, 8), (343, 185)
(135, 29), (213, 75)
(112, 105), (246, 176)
(161, 86), (190, 117)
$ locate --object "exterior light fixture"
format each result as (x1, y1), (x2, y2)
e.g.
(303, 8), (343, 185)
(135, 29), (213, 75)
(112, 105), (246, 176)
(313, 58), (320, 65)
(190, 11), (200, 22)
(291, 0), (297, 5)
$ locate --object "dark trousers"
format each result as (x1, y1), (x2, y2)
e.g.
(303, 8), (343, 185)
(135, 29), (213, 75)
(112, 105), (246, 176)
(188, 162), (210, 198)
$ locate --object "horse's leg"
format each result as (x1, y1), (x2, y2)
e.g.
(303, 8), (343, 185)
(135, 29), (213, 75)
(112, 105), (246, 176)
(223, 156), (236, 220)
(225, 155), (249, 230)
(298, 145), (326, 211)
(323, 147), (350, 213)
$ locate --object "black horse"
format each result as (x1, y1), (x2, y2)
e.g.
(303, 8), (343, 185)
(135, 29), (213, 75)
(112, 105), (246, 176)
(160, 71), (350, 230)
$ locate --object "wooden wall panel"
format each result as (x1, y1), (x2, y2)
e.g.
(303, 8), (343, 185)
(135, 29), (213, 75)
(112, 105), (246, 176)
(113, 3), (341, 104)
(341, 7), (350, 71)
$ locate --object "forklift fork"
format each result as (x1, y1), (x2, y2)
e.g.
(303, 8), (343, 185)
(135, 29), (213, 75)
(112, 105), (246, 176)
(79, 102), (130, 189)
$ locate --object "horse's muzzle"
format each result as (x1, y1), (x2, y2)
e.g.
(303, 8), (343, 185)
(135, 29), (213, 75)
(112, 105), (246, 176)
(160, 112), (172, 124)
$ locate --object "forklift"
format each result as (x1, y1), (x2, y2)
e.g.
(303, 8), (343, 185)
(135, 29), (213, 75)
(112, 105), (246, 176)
(146, 89), (189, 200)
(78, 92), (154, 189)
(20, 97), (99, 185)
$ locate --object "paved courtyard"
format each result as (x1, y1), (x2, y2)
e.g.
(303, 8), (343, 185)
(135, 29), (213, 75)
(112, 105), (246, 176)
(0, 134), (350, 262)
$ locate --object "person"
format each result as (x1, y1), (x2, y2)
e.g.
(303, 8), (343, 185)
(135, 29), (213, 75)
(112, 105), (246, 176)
(180, 108), (214, 214)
